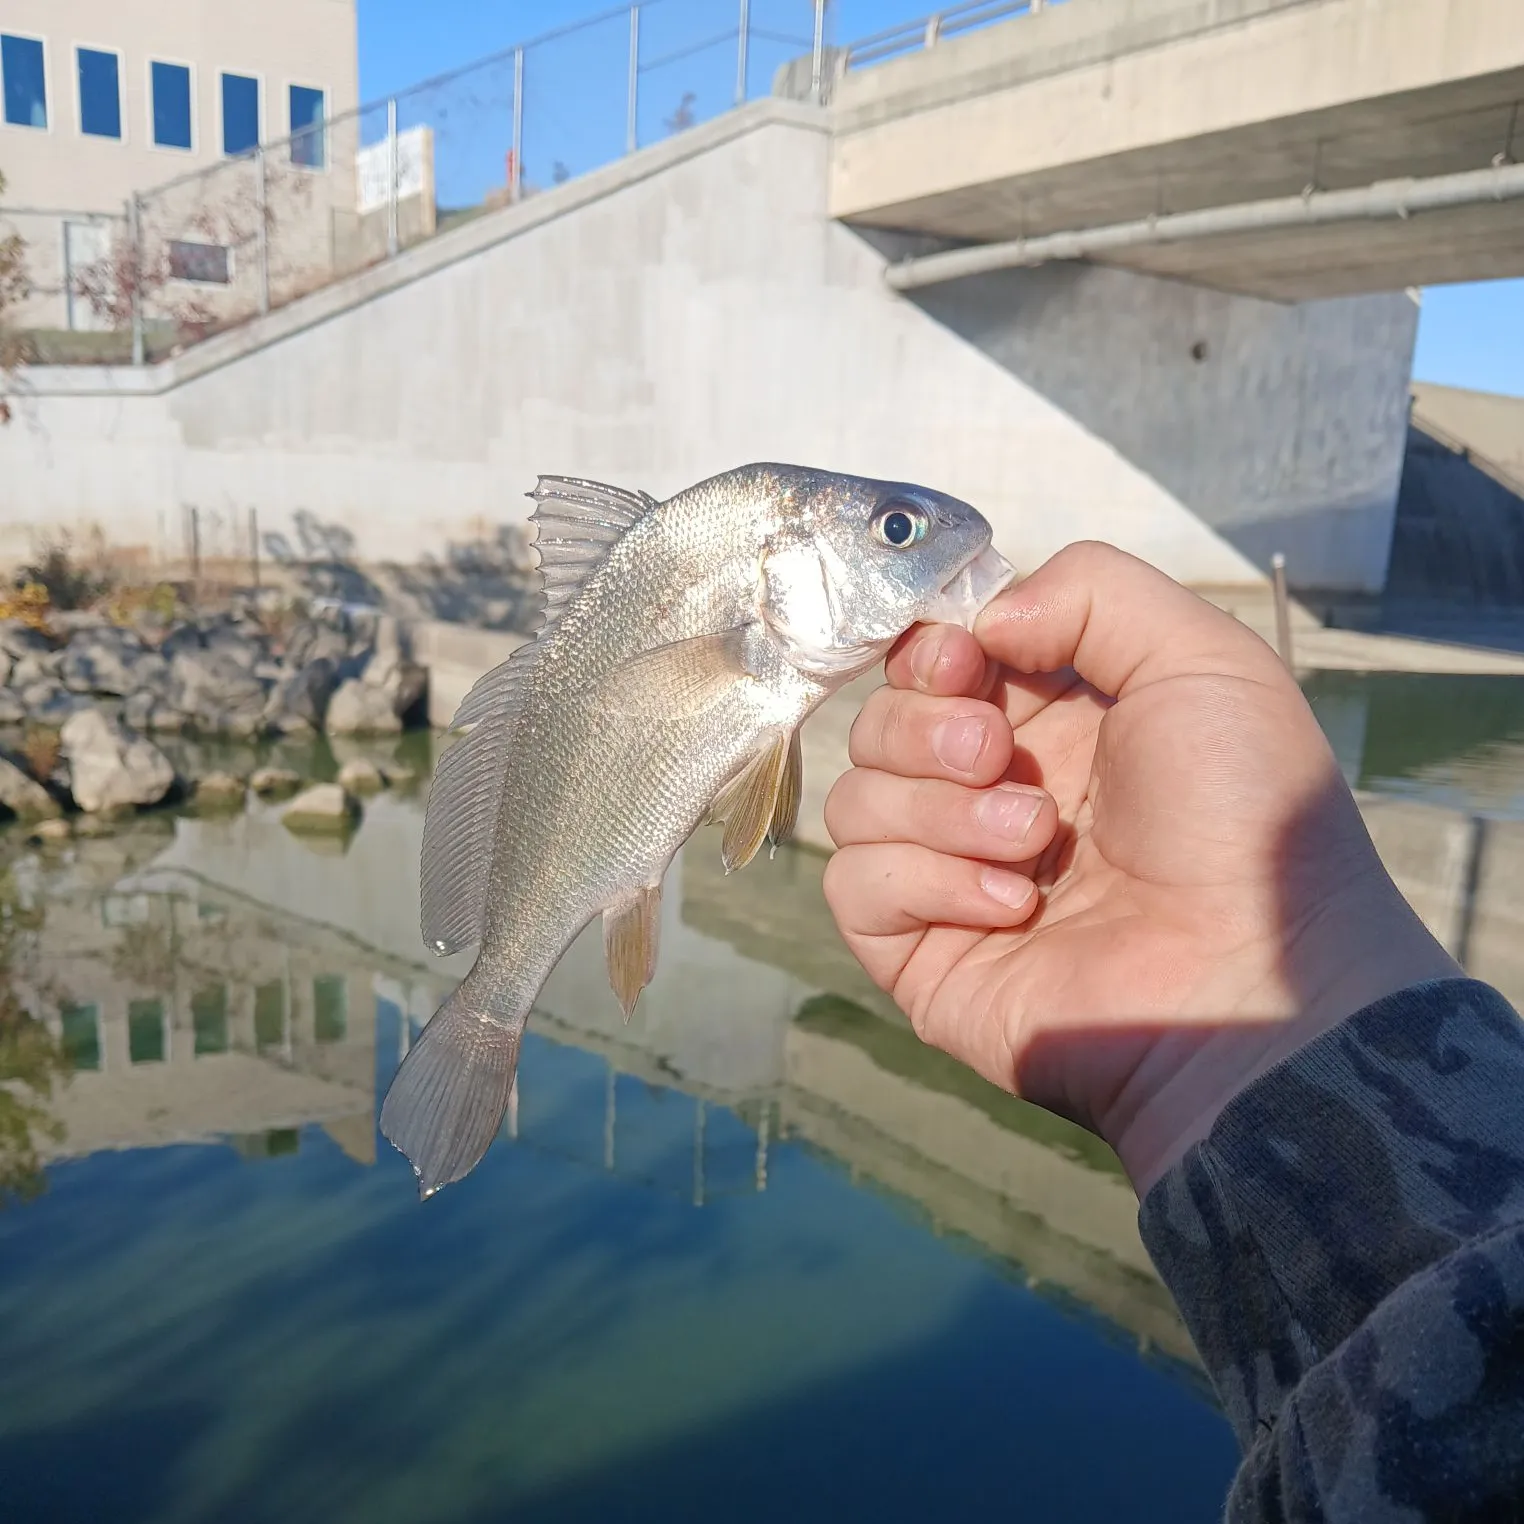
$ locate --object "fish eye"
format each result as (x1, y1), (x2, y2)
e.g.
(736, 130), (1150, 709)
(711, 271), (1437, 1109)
(871, 500), (930, 550)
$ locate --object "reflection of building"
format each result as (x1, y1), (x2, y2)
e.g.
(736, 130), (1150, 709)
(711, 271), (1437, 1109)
(21, 826), (379, 1164)
(0, 0), (358, 331)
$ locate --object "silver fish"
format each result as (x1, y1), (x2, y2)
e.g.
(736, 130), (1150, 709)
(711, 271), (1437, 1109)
(381, 463), (1012, 1197)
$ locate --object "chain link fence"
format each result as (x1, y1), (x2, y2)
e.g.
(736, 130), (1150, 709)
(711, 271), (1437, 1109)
(10, 1), (829, 365)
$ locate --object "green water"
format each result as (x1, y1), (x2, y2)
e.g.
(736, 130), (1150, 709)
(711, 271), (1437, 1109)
(4, 671), (1521, 1523)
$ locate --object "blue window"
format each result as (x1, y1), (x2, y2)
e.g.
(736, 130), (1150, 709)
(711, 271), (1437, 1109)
(151, 60), (192, 149)
(289, 84), (326, 169)
(1, 34), (47, 129)
(77, 47), (122, 139)
(220, 71), (259, 156)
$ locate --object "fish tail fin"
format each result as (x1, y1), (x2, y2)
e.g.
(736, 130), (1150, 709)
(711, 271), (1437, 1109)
(379, 981), (524, 1200)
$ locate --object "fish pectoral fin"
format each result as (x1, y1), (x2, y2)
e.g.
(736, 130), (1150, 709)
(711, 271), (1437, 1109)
(766, 728), (804, 857)
(710, 732), (792, 874)
(604, 885), (662, 1023)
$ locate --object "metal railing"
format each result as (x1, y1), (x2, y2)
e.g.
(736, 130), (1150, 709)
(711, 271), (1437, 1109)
(839, 0), (1048, 72)
(11, 1), (832, 365)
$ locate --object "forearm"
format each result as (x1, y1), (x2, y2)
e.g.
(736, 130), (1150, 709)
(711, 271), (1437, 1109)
(1139, 979), (1524, 1518)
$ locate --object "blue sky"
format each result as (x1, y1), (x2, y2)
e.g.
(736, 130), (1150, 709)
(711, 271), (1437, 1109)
(357, 0), (1524, 398)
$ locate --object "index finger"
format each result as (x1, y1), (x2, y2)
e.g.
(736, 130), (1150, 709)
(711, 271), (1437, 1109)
(972, 541), (1282, 700)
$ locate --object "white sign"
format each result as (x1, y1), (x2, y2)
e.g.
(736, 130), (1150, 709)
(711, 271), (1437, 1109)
(356, 125), (431, 214)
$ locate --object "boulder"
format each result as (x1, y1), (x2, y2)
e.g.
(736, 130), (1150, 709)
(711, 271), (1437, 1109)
(147, 705), (186, 733)
(0, 755), (61, 819)
(167, 648), (269, 734)
(262, 658), (337, 734)
(9, 652), (58, 689)
(27, 817), (71, 845)
(122, 689), (157, 732)
(324, 678), (402, 735)
(381, 760), (420, 788)
(0, 620), (52, 660)
(59, 709), (176, 813)
(59, 632), (165, 697)
(194, 772), (247, 810)
(281, 783), (360, 834)
(336, 757), (385, 795)
(23, 682), (86, 726)
(250, 766), (302, 798)
(0, 689), (25, 725)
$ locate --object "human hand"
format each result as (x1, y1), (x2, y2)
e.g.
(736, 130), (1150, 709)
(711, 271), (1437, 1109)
(823, 542), (1461, 1194)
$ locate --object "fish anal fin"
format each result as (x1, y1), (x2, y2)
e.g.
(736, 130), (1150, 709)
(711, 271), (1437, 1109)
(766, 728), (804, 857)
(711, 732), (791, 874)
(603, 885), (662, 1023)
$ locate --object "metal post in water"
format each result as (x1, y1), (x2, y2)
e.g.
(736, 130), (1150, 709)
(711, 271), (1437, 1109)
(692, 1097), (706, 1207)
(189, 505), (202, 586)
(735, 0), (750, 106)
(811, 0), (826, 103)
(603, 1061), (617, 1170)
(249, 506), (260, 589)
(626, 6), (640, 155)
(510, 49), (524, 202)
(754, 1100), (769, 1193)
(1271, 552), (1294, 670)
(386, 97), (400, 257)
(127, 196), (145, 366)
(254, 146), (271, 316)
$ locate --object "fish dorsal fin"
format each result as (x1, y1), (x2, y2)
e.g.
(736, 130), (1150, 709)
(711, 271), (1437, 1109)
(419, 640), (538, 955)
(529, 475), (659, 635)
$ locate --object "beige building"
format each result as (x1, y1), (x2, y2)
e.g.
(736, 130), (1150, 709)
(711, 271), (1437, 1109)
(0, 0), (359, 332)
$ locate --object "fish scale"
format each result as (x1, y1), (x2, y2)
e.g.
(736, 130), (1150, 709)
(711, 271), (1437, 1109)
(382, 463), (1013, 1199)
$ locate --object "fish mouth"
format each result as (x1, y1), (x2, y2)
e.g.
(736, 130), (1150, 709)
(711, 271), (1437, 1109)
(922, 545), (1018, 631)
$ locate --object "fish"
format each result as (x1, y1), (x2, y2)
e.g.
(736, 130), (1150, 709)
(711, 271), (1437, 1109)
(380, 463), (1014, 1198)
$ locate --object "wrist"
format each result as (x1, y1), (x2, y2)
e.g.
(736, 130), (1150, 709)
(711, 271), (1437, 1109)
(1105, 874), (1463, 1196)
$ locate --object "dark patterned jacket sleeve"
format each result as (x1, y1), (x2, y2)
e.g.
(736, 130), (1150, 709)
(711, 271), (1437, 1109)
(1138, 979), (1524, 1522)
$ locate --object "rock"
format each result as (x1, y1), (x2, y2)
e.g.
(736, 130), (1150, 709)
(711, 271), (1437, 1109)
(167, 648), (269, 734)
(381, 760), (420, 788)
(281, 783), (360, 834)
(156, 622), (205, 661)
(22, 682), (86, 726)
(0, 755), (61, 819)
(194, 772), (247, 810)
(336, 757), (385, 794)
(122, 689), (157, 731)
(74, 813), (120, 838)
(250, 766), (302, 798)
(59, 709), (176, 813)
(0, 689), (25, 725)
(59, 631), (164, 697)
(147, 705), (186, 733)
(27, 817), (71, 845)
(9, 652), (58, 689)
(0, 620), (52, 659)
(262, 658), (337, 734)
(0, 652), (12, 688)
(324, 678), (402, 735)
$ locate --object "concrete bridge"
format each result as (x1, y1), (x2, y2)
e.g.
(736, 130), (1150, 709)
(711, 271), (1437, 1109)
(830, 0), (1524, 301)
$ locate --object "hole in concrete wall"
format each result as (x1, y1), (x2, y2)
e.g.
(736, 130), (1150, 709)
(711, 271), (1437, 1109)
(1190, 340), (1209, 363)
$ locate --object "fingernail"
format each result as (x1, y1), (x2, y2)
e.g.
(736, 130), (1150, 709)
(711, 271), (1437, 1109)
(973, 786), (1043, 843)
(980, 867), (1033, 910)
(909, 632), (944, 690)
(931, 715), (987, 774)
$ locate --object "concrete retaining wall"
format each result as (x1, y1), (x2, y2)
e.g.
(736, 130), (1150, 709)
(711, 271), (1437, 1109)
(0, 100), (1415, 590)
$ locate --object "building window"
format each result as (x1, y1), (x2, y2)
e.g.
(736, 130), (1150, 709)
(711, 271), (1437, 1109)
(192, 985), (229, 1056)
(220, 71), (259, 156)
(76, 46), (122, 139)
(254, 980), (286, 1051)
(1, 34), (47, 129)
(151, 60), (192, 150)
(128, 998), (166, 1064)
(289, 84), (326, 169)
(60, 1003), (101, 1072)
(313, 975), (346, 1044)
(168, 240), (231, 284)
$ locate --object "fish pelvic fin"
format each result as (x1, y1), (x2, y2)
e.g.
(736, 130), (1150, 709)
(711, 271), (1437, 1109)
(710, 731), (793, 874)
(766, 728), (804, 858)
(603, 884), (662, 1024)
(379, 983), (524, 1200)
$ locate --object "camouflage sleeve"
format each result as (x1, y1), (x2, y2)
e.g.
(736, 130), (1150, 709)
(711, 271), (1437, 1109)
(1138, 978), (1524, 1521)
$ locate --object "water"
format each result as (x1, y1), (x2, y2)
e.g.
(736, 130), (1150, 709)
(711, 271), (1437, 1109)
(4, 671), (1522, 1524)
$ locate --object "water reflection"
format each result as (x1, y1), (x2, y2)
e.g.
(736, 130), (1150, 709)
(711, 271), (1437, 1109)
(0, 792), (1239, 1523)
